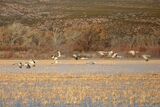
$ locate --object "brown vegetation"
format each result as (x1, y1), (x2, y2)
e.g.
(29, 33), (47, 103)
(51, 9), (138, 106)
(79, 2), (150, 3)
(0, 73), (160, 106)
(0, 19), (160, 58)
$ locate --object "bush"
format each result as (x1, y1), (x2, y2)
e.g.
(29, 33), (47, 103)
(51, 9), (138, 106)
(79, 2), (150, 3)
(0, 18), (160, 58)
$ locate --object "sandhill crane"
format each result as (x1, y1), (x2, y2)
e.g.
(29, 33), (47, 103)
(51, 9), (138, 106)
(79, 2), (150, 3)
(57, 50), (61, 58)
(13, 62), (23, 68)
(98, 51), (105, 56)
(97, 51), (108, 56)
(51, 50), (61, 63)
(112, 53), (118, 58)
(108, 51), (114, 57)
(128, 50), (139, 57)
(117, 55), (123, 59)
(28, 59), (36, 67)
(73, 53), (90, 60)
(51, 55), (58, 60)
(52, 51), (61, 59)
(142, 54), (151, 61)
(24, 63), (31, 69)
(109, 52), (123, 59)
(73, 54), (80, 60)
(18, 62), (23, 68)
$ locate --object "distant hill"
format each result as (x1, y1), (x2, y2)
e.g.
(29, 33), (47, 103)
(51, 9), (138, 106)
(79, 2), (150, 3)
(0, 0), (160, 25)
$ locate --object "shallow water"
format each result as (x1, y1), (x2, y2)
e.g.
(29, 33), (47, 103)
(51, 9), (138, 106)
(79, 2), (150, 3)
(0, 63), (160, 74)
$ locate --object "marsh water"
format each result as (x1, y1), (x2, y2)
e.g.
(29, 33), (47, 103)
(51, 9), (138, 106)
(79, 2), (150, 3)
(1, 63), (160, 74)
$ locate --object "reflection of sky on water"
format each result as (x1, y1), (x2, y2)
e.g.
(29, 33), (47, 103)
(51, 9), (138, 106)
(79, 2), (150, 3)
(1, 64), (160, 74)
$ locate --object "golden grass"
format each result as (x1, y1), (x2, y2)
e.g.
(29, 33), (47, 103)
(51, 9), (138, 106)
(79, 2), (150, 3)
(0, 73), (160, 106)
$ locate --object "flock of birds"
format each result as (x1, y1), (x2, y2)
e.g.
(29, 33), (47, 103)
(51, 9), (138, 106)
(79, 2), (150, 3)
(98, 50), (151, 61)
(13, 50), (151, 69)
(13, 59), (36, 69)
